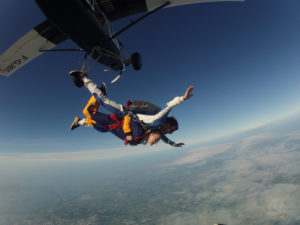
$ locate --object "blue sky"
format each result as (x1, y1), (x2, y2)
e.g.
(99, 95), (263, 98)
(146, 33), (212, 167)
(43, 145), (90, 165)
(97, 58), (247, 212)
(0, 0), (300, 153)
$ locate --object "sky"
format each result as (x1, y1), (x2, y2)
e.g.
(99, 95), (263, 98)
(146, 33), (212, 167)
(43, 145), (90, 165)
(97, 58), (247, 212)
(0, 0), (300, 154)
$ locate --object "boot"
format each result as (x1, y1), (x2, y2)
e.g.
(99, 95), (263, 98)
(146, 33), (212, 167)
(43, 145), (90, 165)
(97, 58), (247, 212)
(69, 70), (87, 87)
(100, 82), (107, 96)
(70, 116), (81, 130)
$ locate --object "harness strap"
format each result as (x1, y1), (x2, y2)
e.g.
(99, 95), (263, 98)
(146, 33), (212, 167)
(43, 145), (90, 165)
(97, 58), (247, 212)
(134, 131), (148, 142)
(126, 99), (132, 108)
(124, 128), (148, 145)
(103, 114), (123, 131)
(105, 113), (148, 145)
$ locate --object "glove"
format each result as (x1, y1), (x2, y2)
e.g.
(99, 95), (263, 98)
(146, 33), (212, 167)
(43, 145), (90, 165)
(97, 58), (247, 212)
(175, 143), (185, 147)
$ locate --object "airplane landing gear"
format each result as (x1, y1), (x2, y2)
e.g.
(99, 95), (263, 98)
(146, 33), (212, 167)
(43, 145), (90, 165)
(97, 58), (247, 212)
(131, 52), (142, 71)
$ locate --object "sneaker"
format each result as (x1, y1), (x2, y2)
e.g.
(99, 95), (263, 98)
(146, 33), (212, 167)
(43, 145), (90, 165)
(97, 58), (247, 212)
(100, 82), (107, 96)
(69, 70), (87, 87)
(70, 116), (81, 130)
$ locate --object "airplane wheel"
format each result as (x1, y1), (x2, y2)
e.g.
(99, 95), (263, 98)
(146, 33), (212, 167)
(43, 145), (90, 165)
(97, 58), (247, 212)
(131, 52), (142, 71)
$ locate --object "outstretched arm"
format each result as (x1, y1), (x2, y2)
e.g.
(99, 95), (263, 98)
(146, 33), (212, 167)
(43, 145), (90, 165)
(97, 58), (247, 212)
(137, 86), (195, 125)
(161, 135), (185, 147)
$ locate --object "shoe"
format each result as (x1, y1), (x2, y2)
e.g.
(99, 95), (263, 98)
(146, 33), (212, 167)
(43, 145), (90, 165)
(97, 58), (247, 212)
(70, 116), (81, 130)
(100, 82), (107, 96)
(69, 70), (87, 87)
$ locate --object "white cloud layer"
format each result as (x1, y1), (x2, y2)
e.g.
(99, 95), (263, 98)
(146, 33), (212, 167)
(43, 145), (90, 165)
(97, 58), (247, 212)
(0, 143), (169, 165)
(157, 128), (300, 225)
(1, 114), (300, 225)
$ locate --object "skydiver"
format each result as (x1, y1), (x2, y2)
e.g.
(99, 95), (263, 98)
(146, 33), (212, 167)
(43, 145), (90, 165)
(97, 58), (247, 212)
(71, 93), (161, 145)
(69, 70), (194, 147)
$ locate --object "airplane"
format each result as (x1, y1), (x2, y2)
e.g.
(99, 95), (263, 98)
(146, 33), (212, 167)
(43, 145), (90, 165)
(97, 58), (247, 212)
(0, 0), (243, 82)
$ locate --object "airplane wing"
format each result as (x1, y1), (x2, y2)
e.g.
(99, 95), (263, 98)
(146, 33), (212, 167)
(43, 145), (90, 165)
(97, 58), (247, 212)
(99, 0), (244, 21)
(0, 20), (67, 76)
(146, 0), (243, 11)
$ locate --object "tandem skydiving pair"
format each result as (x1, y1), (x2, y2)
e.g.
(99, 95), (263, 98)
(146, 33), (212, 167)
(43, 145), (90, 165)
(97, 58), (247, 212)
(69, 71), (194, 147)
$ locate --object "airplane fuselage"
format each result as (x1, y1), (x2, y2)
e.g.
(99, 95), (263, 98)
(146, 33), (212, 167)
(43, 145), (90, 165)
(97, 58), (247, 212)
(35, 0), (125, 71)
(0, 0), (243, 76)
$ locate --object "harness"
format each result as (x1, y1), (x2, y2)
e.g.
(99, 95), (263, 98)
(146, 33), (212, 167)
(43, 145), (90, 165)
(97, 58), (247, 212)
(103, 114), (123, 131)
(124, 131), (148, 145)
(104, 114), (148, 145)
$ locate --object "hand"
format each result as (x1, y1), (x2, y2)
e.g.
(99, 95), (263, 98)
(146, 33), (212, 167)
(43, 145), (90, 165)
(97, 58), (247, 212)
(126, 135), (137, 146)
(126, 135), (133, 141)
(125, 135), (137, 146)
(175, 143), (185, 147)
(183, 86), (194, 100)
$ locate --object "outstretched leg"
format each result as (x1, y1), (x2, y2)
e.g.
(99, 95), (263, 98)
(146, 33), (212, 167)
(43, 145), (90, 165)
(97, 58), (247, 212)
(71, 94), (108, 130)
(82, 76), (124, 116)
(70, 117), (92, 130)
(69, 70), (124, 116)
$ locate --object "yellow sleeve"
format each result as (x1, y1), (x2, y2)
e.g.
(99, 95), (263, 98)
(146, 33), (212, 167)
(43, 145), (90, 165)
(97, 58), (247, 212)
(123, 115), (132, 134)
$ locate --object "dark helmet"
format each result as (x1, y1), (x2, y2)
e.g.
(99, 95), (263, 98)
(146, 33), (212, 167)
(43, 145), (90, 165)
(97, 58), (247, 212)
(165, 116), (178, 131)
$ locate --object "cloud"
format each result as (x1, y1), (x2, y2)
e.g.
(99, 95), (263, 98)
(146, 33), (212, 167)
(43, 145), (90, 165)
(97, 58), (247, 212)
(157, 133), (278, 168)
(157, 142), (234, 167)
(158, 130), (297, 168)
(0, 144), (165, 164)
(158, 210), (236, 225)
(156, 128), (300, 225)
(2, 115), (300, 225)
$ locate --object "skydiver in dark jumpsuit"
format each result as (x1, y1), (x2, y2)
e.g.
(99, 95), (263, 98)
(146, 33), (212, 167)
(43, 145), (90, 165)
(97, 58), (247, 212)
(69, 70), (194, 146)
(70, 71), (161, 145)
